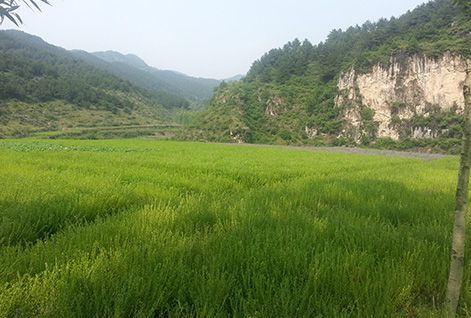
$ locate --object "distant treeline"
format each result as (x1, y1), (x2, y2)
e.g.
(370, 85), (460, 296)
(246, 0), (470, 84)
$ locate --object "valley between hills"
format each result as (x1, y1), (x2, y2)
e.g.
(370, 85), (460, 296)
(0, 0), (469, 154)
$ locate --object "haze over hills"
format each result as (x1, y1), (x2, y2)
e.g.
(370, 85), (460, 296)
(224, 74), (245, 82)
(0, 30), (243, 137)
(0, 30), (174, 136)
(92, 51), (149, 69)
(0, 29), (230, 110)
(69, 49), (192, 110)
(89, 50), (222, 104)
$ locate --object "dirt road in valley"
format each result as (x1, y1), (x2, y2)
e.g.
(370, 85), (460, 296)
(223, 143), (449, 161)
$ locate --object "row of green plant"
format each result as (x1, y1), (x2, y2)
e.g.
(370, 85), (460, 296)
(0, 139), (468, 316)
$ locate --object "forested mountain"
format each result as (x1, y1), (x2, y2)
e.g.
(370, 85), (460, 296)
(89, 50), (221, 105)
(0, 31), (134, 109)
(93, 51), (149, 69)
(70, 50), (191, 109)
(189, 0), (470, 152)
(0, 30), (171, 136)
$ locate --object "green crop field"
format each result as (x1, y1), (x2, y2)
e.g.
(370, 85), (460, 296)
(0, 139), (469, 317)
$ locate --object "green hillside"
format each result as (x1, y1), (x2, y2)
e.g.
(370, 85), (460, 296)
(187, 0), (470, 151)
(90, 50), (221, 105)
(0, 30), (174, 137)
(71, 50), (191, 110)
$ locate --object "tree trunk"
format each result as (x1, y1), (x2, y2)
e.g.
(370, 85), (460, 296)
(447, 58), (471, 316)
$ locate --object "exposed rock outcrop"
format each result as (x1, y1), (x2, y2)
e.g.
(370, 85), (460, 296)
(264, 96), (284, 117)
(335, 53), (467, 141)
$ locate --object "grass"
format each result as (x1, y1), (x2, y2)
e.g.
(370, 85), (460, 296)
(0, 139), (469, 317)
(0, 100), (171, 138)
(31, 124), (182, 140)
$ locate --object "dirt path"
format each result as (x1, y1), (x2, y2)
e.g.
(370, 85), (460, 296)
(222, 143), (449, 161)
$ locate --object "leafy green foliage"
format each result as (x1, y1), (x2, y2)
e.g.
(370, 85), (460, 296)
(452, 0), (471, 15)
(247, 0), (469, 85)
(246, 39), (314, 83)
(0, 0), (50, 26)
(371, 137), (463, 154)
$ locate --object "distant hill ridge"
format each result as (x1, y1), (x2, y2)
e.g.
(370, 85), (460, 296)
(93, 51), (149, 69)
(90, 50), (222, 104)
(0, 30), (174, 136)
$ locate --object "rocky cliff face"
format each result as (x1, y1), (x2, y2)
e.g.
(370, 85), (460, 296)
(335, 53), (467, 141)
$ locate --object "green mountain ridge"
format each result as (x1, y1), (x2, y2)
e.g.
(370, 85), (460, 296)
(186, 0), (470, 152)
(92, 51), (149, 69)
(0, 30), (172, 137)
(70, 49), (192, 109)
(90, 50), (221, 104)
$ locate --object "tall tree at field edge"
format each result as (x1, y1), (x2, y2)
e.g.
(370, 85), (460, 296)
(447, 0), (471, 315)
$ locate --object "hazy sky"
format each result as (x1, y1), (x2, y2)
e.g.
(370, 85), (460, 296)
(1, 0), (428, 79)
